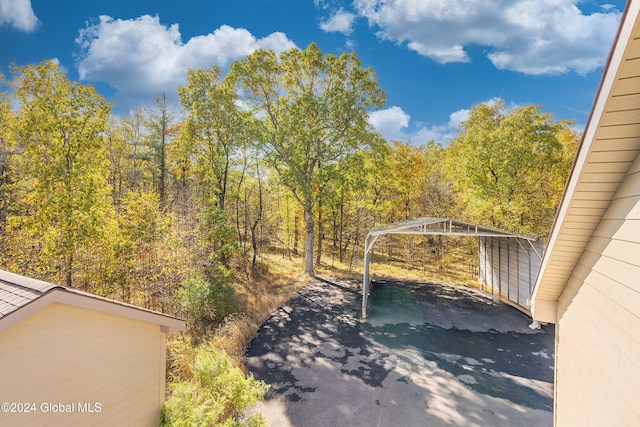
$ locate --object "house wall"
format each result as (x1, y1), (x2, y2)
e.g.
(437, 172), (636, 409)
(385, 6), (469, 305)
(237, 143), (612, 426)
(554, 156), (640, 426)
(0, 302), (167, 427)
(479, 237), (543, 309)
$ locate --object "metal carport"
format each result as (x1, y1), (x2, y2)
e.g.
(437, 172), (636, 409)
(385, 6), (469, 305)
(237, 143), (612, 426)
(361, 218), (544, 318)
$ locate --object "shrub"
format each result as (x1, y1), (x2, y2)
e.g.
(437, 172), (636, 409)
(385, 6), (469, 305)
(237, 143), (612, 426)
(162, 343), (269, 426)
(179, 275), (239, 339)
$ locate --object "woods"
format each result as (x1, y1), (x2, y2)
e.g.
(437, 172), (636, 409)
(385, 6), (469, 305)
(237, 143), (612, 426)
(0, 45), (580, 330)
(0, 47), (580, 426)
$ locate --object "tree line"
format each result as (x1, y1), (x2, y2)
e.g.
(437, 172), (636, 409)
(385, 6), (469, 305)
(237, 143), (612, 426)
(0, 43), (579, 319)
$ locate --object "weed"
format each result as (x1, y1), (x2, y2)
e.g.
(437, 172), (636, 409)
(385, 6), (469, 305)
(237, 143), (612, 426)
(162, 342), (269, 427)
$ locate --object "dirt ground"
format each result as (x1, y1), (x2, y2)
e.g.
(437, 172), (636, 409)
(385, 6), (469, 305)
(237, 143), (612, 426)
(245, 277), (555, 427)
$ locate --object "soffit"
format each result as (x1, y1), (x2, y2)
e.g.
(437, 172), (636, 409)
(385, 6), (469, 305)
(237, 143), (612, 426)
(532, 3), (640, 311)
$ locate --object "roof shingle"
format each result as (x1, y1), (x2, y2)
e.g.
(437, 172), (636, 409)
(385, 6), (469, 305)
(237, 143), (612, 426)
(0, 271), (60, 319)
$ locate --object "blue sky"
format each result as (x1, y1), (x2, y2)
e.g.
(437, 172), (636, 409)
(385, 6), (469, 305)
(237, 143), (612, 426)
(0, 0), (627, 145)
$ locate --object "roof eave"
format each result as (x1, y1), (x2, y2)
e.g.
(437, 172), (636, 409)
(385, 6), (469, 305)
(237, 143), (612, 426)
(0, 288), (185, 334)
(531, 0), (638, 323)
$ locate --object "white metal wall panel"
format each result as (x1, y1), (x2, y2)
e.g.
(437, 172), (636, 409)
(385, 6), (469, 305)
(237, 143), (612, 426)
(479, 236), (544, 311)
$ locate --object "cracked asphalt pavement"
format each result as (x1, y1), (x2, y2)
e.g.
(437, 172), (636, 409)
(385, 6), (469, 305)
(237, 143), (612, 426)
(245, 277), (554, 427)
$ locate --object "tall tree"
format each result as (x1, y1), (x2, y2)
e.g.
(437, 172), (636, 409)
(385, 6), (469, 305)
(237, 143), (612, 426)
(0, 84), (15, 256)
(388, 140), (427, 220)
(104, 117), (130, 206)
(230, 43), (385, 276)
(122, 109), (152, 193)
(445, 100), (576, 237)
(419, 140), (457, 218)
(11, 61), (112, 287)
(179, 67), (245, 214)
(142, 92), (174, 209)
(178, 66), (256, 265)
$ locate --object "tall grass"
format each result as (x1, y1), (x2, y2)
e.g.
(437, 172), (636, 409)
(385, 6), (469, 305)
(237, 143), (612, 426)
(213, 253), (309, 367)
(163, 253), (308, 425)
(162, 342), (269, 427)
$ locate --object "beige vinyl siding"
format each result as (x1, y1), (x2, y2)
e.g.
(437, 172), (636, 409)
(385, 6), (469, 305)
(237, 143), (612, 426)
(0, 302), (166, 427)
(556, 286), (639, 426)
(530, 4), (640, 424)
(554, 156), (640, 425)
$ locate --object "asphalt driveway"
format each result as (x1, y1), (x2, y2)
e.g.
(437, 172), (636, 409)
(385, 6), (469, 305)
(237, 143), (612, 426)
(245, 277), (554, 426)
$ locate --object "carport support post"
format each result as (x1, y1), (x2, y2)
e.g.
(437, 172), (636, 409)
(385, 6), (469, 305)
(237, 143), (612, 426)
(362, 250), (371, 318)
(362, 233), (378, 319)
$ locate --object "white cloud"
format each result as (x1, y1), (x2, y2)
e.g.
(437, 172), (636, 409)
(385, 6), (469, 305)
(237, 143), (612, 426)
(368, 106), (410, 141)
(49, 58), (68, 75)
(368, 105), (460, 144)
(75, 15), (297, 105)
(0, 0), (39, 32)
(353, 0), (621, 75)
(320, 8), (357, 35)
(416, 97), (520, 144)
(410, 109), (468, 145)
(369, 99), (510, 145)
(257, 31), (297, 53)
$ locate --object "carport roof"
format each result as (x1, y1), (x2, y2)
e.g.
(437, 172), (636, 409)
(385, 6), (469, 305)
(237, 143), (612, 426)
(362, 218), (541, 318)
(367, 217), (536, 239)
(365, 218), (538, 254)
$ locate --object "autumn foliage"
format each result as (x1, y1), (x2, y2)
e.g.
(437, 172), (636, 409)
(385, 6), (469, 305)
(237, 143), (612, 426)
(0, 51), (580, 424)
(0, 50), (579, 329)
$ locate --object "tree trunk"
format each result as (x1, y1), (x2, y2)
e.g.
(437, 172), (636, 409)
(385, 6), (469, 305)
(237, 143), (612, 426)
(293, 214), (299, 255)
(236, 164), (246, 246)
(218, 155), (229, 213)
(349, 213), (360, 272)
(241, 187), (247, 250)
(159, 128), (166, 208)
(316, 196), (323, 266)
(0, 148), (7, 257)
(217, 155), (230, 266)
(65, 253), (73, 288)
(153, 92), (170, 210)
(251, 221), (259, 266)
(304, 198), (315, 277)
(251, 167), (263, 267)
(339, 190), (344, 263)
